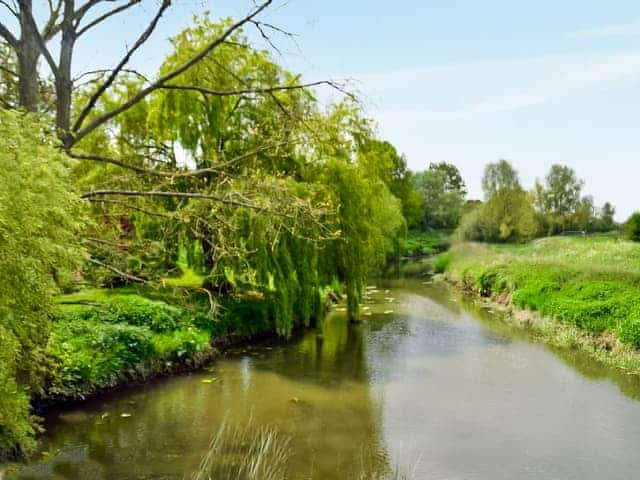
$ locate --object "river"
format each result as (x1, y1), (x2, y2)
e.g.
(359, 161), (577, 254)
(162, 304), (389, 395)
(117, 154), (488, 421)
(8, 280), (640, 479)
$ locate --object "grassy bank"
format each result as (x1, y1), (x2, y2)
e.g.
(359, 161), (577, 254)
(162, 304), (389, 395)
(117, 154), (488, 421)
(441, 235), (640, 373)
(401, 230), (451, 257)
(40, 277), (329, 406)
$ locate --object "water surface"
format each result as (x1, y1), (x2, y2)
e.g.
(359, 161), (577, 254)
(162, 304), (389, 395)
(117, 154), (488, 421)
(8, 280), (640, 479)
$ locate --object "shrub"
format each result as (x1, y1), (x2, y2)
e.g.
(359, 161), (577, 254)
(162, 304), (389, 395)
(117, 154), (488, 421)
(98, 296), (185, 332)
(433, 253), (452, 273)
(48, 320), (154, 393)
(618, 318), (640, 348)
(625, 212), (640, 242)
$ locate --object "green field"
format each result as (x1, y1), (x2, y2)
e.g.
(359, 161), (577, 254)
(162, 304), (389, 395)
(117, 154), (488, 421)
(442, 235), (640, 355)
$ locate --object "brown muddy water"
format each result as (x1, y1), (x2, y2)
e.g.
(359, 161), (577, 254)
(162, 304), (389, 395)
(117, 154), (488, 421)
(7, 280), (640, 479)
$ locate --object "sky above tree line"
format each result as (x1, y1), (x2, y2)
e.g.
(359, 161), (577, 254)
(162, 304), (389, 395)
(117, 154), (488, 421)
(4, 0), (639, 219)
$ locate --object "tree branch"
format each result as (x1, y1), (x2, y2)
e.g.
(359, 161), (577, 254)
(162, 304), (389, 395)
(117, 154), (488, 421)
(18, 1), (59, 76)
(76, 0), (141, 37)
(0, 1), (18, 18)
(71, 0), (273, 145)
(68, 141), (291, 177)
(159, 80), (342, 97)
(88, 257), (147, 283)
(72, 0), (170, 133)
(81, 189), (292, 216)
(0, 22), (18, 49)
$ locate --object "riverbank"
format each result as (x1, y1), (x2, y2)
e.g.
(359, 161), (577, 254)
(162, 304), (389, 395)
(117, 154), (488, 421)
(439, 235), (640, 374)
(0, 276), (335, 461)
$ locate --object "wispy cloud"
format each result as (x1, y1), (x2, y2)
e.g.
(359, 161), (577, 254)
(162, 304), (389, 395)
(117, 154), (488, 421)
(355, 52), (640, 120)
(571, 20), (640, 38)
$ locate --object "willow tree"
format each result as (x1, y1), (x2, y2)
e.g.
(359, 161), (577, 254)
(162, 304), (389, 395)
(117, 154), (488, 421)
(0, 109), (84, 458)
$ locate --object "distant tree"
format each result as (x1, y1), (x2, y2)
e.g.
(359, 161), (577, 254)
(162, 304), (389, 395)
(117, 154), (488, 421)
(571, 195), (595, 232)
(481, 159), (520, 199)
(591, 202), (617, 232)
(429, 161), (467, 195)
(414, 162), (466, 229)
(534, 164), (585, 234)
(625, 213), (640, 242)
(458, 160), (537, 242)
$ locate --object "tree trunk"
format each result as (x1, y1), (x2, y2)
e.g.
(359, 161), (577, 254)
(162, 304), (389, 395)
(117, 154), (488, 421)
(17, 3), (40, 112)
(56, 0), (75, 147)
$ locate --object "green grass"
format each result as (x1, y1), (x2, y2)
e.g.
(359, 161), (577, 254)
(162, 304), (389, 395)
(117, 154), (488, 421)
(402, 230), (451, 257)
(47, 293), (215, 398)
(445, 235), (640, 350)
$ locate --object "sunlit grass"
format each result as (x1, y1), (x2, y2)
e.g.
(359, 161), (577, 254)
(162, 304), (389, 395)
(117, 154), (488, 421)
(446, 235), (640, 352)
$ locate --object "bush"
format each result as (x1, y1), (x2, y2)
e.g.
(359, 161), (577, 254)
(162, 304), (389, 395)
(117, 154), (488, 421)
(433, 253), (452, 273)
(98, 296), (185, 332)
(48, 320), (154, 393)
(625, 212), (640, 242)
(618, 318), (640, 348)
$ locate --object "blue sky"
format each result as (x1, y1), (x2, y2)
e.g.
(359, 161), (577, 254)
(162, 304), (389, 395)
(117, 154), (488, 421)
(4, 1), (639, 218)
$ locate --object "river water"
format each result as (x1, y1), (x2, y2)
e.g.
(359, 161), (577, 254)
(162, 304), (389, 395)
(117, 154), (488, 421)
(8, 280), (640, 479)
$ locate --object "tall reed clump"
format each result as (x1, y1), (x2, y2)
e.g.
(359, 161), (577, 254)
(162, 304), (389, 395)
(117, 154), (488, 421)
(190, 422), (291, 480)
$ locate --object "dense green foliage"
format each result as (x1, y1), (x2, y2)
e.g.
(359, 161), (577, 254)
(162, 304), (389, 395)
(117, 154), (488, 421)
(413, 162), (466, 229)
(625, 212), (640, 242)
(402, 230), (451, 257)
(0, 109), (84, 457)
(457, 160), (537, 242)
(47, 295), (212, 398)
(443, 236), (640, 348)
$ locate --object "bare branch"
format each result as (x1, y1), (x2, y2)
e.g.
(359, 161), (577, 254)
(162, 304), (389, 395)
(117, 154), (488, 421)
(159, 80), (342, 97)
(81, 189), (293, 216)
(0, 22), (18, 49)
(0, 1), (18, 18)
(68, 141), (291, 177)
(73, 68), (149, 84)
(67, 150), (176, 176)
(76, 0), (141, 37)
(72, 0), (170, 133)
(88, 257), (147, 283)
(71, 0), (274, 145)
(42, 0), (63, 39)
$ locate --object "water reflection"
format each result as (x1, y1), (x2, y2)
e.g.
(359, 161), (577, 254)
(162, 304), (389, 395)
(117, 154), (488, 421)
(9, 280), (640, 480)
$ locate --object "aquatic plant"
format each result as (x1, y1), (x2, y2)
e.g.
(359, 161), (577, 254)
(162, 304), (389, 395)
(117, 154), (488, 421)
(190, 422), (291, 480)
